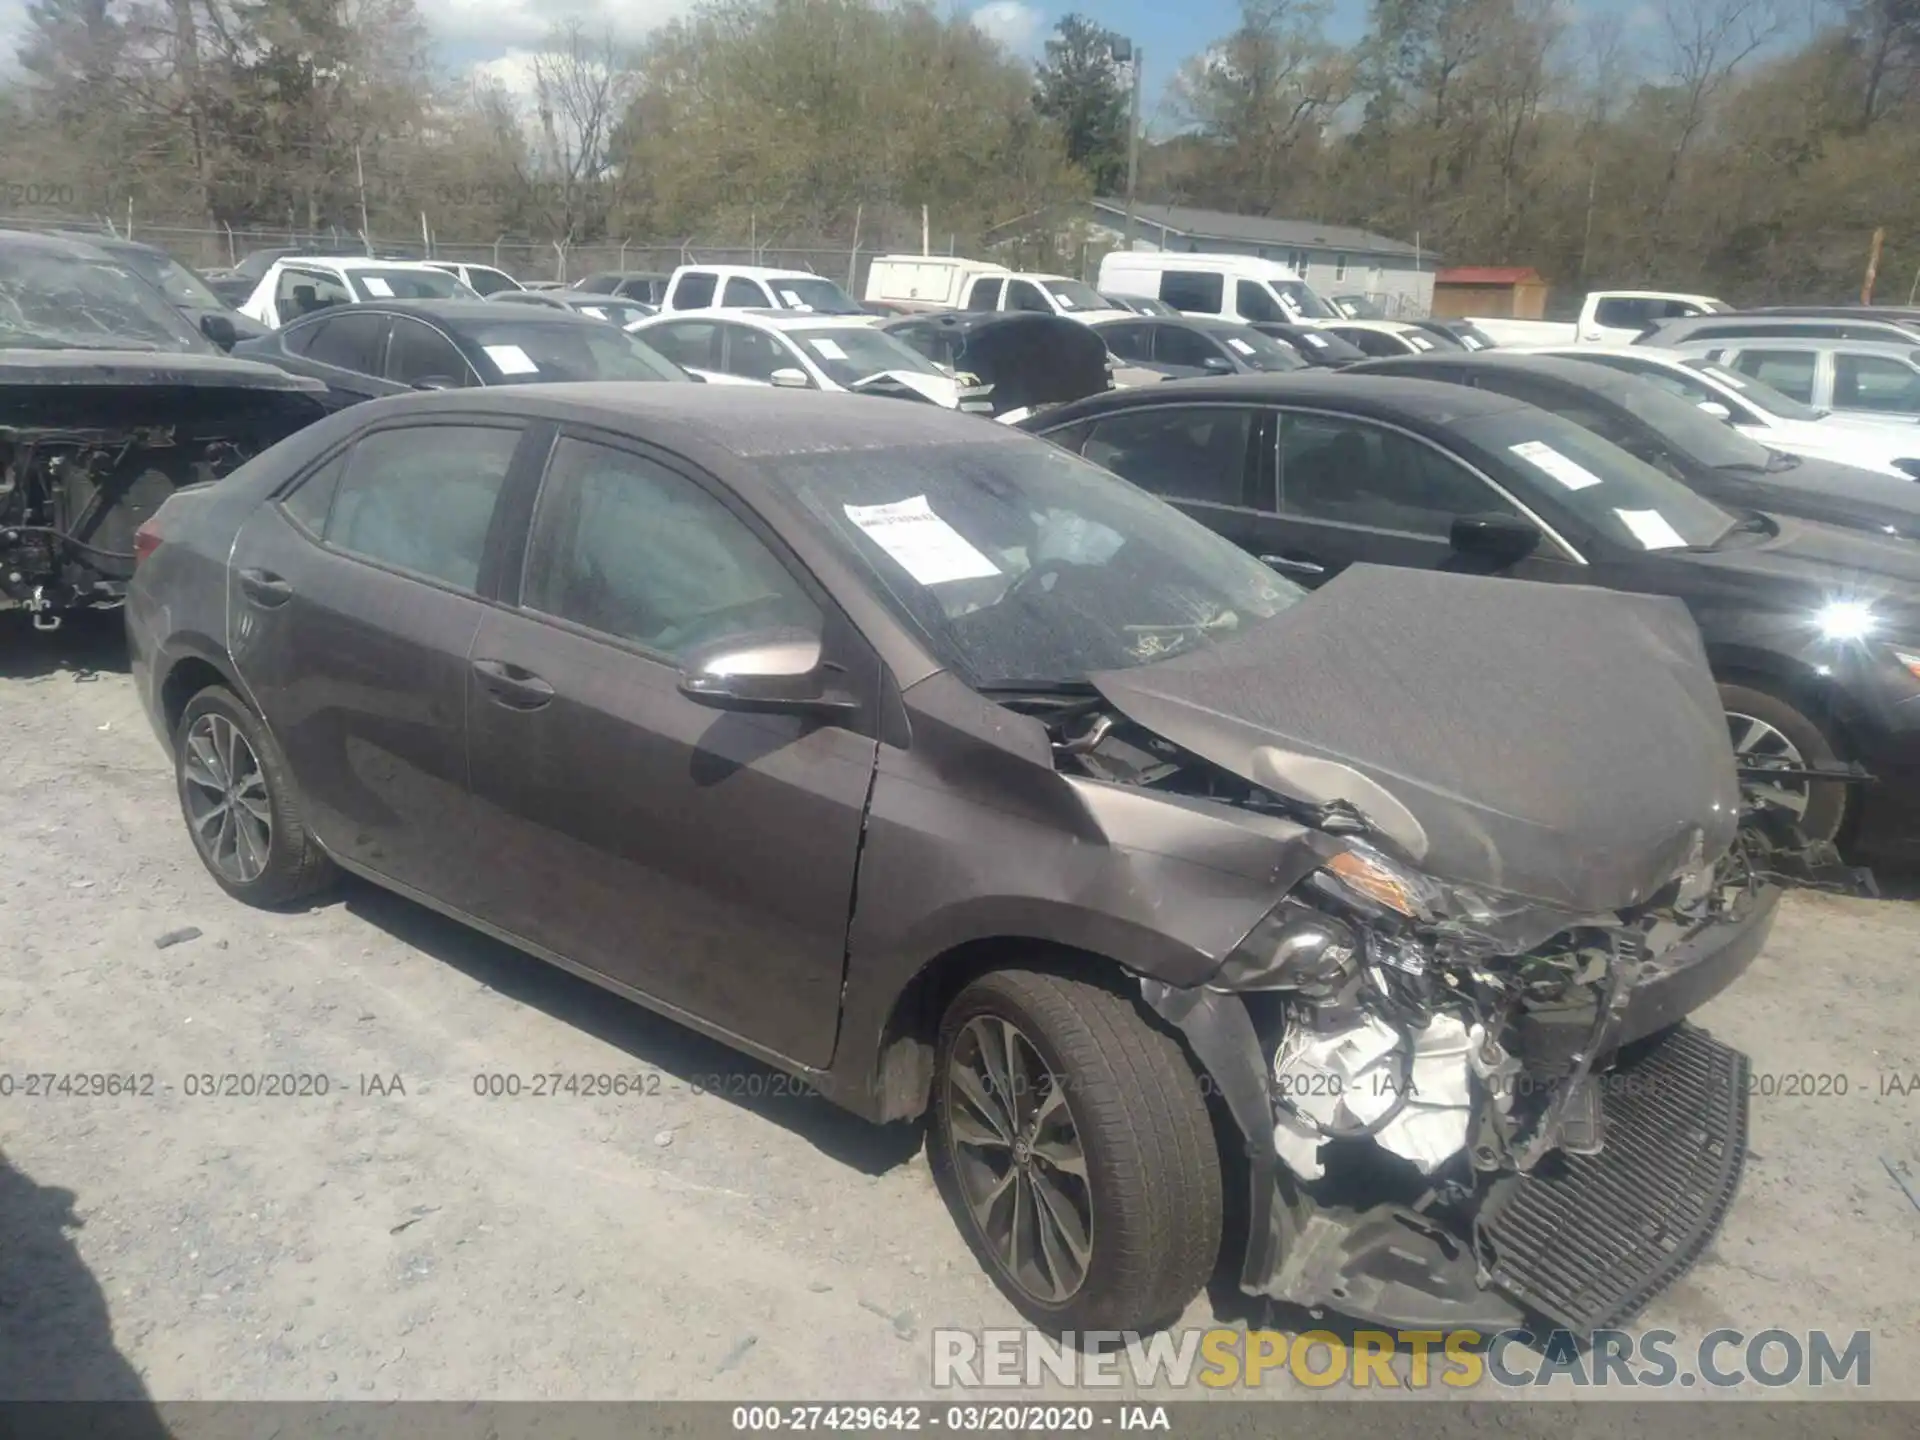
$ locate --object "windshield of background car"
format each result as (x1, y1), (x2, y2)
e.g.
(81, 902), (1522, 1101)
(790, 327), (944, 385)
(764, 277), (864, 314)
(120, 251), (227, 311)
(1040, 278), (1109, 312)
(1679, 357), (1826, 421)
(349, 268), (470, 301)
(771, 438), (1305, 686)
(1596, 370), (1777, 469)
(1276, 281), (1338, 320)
(466, 322), (688, 382)
(570, 299), (652, 327)
(0, 248), (211, 351)
(1204, 325), (1305, 371)
(1451, 407), (1735, 550)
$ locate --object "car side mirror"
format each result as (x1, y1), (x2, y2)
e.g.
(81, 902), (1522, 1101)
(769, 367), (811, 389)
(676, 634), (859, 717)
(412, 376), (461, 390)
(1697, 400), (1733, 422)
(200, 313), (238, 349)
(1449, 513), (1541, 564)
(1201, 355), (1235, 373)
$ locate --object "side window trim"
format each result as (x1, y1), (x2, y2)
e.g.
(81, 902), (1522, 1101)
(1269, 405), (1587, 564)
(274, 418), (543, 602)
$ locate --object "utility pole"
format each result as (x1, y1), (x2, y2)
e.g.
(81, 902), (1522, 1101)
(1116, 38), (1142, 252)
(1862, 227), (1885, 305)
(354, 144), (371, 254)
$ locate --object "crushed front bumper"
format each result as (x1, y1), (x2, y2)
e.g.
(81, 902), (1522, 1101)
(1144, 888), (1775, 1334)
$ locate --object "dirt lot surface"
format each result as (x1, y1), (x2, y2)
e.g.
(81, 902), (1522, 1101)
(1, 614), (1917, 1412)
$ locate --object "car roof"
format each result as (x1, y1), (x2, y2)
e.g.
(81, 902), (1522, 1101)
(579, 270), (668, 280)
(674, 308), (873, 329)
(348, 384), (1022, 462)
(43, 229), (168, 261)
(298, 299), (608, 326)
(1653, 314), (1917, 335)
(676, 264), (831, 281)
(0, 228), (118, 261)
(1679, 334), (1920, 356)
(1351, 350), (1668, 400)
(275, 256), (454, 272)
(1034, 373), (1533, 427)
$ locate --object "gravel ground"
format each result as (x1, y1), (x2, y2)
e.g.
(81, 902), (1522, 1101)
(1, 613), (1916, 1410)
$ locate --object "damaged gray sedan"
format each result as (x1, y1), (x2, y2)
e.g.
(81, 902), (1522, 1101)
(128, 387), (1820, 1336)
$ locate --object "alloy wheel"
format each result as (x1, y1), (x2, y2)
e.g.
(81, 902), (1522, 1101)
(1726, 710), (1810, 818)
(182, 713), (273, 884)
(944, 1015), (1093, 1306)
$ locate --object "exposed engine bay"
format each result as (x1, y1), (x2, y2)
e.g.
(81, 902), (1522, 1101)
(1, 362), (323, 625)
(1027, 689), (1870, 1331)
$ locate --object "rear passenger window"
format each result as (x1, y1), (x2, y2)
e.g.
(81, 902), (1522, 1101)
(523, 438), (821, 660)
(1159, 271), (1224, 313)
(324, 425), (521, 590)
(1081, 407), (1252, 506)
(281, 453), (347, 535)
(1732, 351), (1818, 404)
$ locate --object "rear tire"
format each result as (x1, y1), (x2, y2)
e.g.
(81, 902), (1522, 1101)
(929, 965), (1223, 1333)
(175, 685), (336, 907)
(1719, 681), (1847, 843)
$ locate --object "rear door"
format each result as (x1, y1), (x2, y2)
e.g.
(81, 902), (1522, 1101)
(461, 430), (880, 1065)
(1069, 403), (1260, 546)
(291, 311), (396, 409)
(226, 417), (538, 899)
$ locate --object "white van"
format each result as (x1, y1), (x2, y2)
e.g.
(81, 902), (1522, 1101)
(1097, 253), (1339, 327)
(864, 255), (1132, 324)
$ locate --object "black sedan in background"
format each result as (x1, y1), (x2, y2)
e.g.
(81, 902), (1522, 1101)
(1347, 351), (1920, 541)
(1091, 316), (1305, 377)
(1025, 374), (1920, 851)
(232, 299), (688, 409)
(1247, 322), (1366, 368)
(128, 384), (1786, 1338)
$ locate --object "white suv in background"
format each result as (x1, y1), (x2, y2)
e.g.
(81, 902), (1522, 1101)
(1547, 346), (1920, 479)
(631, 309), (960, 407)
(238, 257), (479, 328)
(661, 265), (868, 316)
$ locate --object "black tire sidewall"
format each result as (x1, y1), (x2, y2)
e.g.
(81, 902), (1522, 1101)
(174, 685), (319, 906)
(1718, 680), (1847, 842)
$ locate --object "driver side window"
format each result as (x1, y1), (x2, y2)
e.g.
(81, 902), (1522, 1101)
(1274, 413), (1525, 539)
(521, 438), (821, 660)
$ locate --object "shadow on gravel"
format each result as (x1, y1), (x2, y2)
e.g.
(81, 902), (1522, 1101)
(339, 878), (925, 1177)
(0, 1151), (171, 1435)
(0, 610), (131, 681)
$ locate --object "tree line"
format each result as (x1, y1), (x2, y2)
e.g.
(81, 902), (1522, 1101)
(3, 0), (1916, 303)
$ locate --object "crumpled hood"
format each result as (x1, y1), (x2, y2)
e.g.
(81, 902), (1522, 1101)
(1088, 564), (1741, 914)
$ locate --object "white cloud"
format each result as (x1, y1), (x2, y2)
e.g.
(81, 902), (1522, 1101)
(970, 1), (1044, 55)
(417, 0), (696, 52)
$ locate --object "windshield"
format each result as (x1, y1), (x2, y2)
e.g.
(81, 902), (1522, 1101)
(770, 439), (1304, 686)
(765, 277), (863, 314)
(468, 322), (687, 382)
(1206, 326), (1305, 371)
(1040, 278), (1109, 312)
(1678, 357), (1825, 421)
(1335, 295), (1386, 319)
(0, 247), (211, 352)
(1453, 408), (1736, 551)
(1585, 371), (1778, 469)
(1276, 281), (1337, 321)
(349, 268), (470, 301)
(789, 326), (943, 386)
(115, 250), (225, 310)
(569, 299), (653, 327)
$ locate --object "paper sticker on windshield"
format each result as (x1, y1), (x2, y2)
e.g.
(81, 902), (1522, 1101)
(1303, 333), (1328, 348)
(1615, 508), (1689, 550)
(1226, 338), (1254, 355)
(843, 496), (1001, 585)
(1408, 334), (1434, 350)
(1054, 293), (1076, 309)
(483, 344), (539, 375)
(809, 337), (848, 360)
(777, 290), (813, 310)
(362, 277), (394, 297)
(1509, 440), (1602, 491)
(581, 305), (607, 319)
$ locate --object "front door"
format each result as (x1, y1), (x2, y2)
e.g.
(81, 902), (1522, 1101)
(1239, 409), (1578, 587)
(462, 432), (878, 1066)
(226, 418), (533, 897)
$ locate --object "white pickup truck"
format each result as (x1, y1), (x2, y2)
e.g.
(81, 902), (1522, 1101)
(1470, 291), (1729, 348)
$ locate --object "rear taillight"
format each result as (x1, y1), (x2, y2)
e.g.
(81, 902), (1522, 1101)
(133, 519), (163, 566)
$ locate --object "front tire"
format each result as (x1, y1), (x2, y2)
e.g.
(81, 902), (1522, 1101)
(175, 685), (336, 907)
(1719, 681), (1848, 843)
(929, 966), (1223, 1332)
